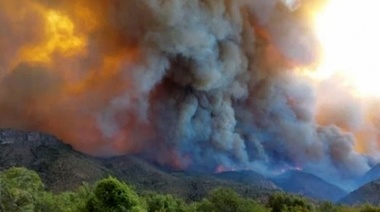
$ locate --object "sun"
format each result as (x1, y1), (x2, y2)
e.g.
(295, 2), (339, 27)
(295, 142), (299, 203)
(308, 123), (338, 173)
(313, 0), (380, 97)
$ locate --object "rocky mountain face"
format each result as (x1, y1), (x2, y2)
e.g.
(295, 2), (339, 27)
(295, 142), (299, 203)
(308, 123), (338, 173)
(0, 129), (109, 192)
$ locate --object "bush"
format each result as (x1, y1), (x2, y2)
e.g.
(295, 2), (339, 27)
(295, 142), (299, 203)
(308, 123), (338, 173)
(268, 193), (313, 212)
(196, 188), (268, 212)
(85, 176), (144, 212)
(360, 204), (380, 212)
(144, 192), (191, 212)
(3, 167), (380, 212)
(0, 167), (44, 211)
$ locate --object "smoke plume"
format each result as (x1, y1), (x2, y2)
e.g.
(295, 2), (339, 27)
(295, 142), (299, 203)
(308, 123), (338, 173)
(0, 0), (376, 188)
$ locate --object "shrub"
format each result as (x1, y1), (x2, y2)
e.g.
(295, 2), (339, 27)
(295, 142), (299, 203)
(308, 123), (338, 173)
(0, 167), (44, 211)
(196, 188), (268, 212)
(85, 176), (144, 212)
(144, 192), (191, 212)
(268, 193), (313, 212)
(360, 204), (380, 212)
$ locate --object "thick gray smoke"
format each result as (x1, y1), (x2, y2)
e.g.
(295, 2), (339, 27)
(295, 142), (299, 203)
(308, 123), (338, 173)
(0, 0), (373, 188)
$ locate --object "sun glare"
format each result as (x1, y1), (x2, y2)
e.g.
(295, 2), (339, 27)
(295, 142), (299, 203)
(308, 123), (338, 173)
(314, 0), (380, 97)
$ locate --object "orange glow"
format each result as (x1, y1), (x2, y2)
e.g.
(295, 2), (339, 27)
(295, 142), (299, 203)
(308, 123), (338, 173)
(307, 0), (380, 154)
(215, 165), (235, 173)
(65, 48), (139, 96)
(20, 9), (86, 64)
(0, 0), (146, 155)
(312, 0), (380, 98)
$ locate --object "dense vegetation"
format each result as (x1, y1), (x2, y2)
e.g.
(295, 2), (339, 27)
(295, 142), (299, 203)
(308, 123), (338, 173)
(0, 167), (379, 212)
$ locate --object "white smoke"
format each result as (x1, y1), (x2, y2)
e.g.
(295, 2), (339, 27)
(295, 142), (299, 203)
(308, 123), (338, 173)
(0, 0), (374, 188)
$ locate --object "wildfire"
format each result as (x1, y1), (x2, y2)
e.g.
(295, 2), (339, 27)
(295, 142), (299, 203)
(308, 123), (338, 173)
(312, 0), (380, 97)
(0, 0), (377, 178)
(20, 8), (86, 64)
(215, 165), (236, 173)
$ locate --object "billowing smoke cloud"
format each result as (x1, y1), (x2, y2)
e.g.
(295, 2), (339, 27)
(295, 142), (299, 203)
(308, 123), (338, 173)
(0, 0), (375, 188)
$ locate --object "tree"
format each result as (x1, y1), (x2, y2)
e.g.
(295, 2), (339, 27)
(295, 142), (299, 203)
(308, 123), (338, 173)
(267, 193), (313, 212)
(196, 188), (268, 212)
(0, 167), (44, 212)
(85, 176), (144, 212)
(360, 204), (380, 212)
(144, 192), (192, 212)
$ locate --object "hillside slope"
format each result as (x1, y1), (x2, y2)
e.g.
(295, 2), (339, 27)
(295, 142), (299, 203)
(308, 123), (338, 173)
(340, 180), (380, 205)
(271, 170), (347, 202)
(0, 129), (109, 192)
(213, 170), (278, 190)
(357, 163), (380, 187)
(0, 128), (278, 201)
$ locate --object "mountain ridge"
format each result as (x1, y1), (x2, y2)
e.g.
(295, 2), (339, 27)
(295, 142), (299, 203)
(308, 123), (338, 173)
(0, 128), (278, 201)
(3, 128), (369, 203)
(270, 170), (348, 202)
(340, 180), (380, 205)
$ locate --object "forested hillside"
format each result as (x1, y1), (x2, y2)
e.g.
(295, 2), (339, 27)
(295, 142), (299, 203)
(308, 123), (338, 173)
(1, 167), (379, 212)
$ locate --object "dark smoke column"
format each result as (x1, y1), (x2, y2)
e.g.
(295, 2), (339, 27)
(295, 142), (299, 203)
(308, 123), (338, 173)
(0, 0), (371, 187)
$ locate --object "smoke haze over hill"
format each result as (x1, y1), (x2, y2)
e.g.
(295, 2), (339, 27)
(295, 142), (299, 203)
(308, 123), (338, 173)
(0, 0), (378, 189)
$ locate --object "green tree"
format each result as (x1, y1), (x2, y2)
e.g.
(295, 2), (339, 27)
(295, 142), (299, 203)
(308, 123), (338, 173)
(0, 167), (44, 212)
(196, 188), (268, 212)
(360, 204), (380, 212)
(85, 176), (144, 212)
(32, 182), (92, 212)
(144, 193), (192, 212)
(267, 193), (313, 212)
(317, 201), (338, 212)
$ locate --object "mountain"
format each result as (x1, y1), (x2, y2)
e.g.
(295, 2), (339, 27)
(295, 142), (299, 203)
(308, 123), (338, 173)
(213, 170), (278, 190)
(0, 129), (109, 192)
(101, 156), (277, 201)
(0, 128), (278, 201)
(270, 170), (348, 202)
(357, 163), (380, 187)
(340, 180), (380, 205)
